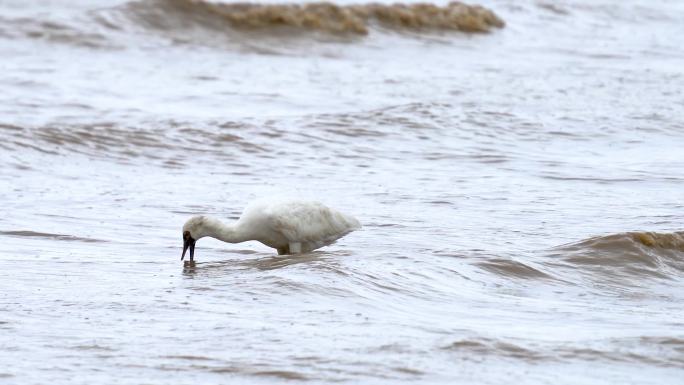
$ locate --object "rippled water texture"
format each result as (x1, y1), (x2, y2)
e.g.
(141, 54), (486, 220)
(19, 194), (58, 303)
(1, 0), (683, 384)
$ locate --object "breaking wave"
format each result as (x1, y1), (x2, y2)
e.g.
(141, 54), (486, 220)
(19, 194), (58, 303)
(0, 1), (505, 51)
(548, 231), (684, 280)
(470, 232), (684, 284)
(121, 0), (505, 36)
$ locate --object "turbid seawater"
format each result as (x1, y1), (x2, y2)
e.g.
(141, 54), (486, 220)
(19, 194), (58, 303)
(1, 0), (683, 384)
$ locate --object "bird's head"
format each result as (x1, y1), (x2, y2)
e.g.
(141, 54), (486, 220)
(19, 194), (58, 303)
(181, 215), (209, 261)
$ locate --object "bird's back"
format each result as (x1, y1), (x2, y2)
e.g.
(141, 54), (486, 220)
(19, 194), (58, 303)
(240, 199), (360, 252)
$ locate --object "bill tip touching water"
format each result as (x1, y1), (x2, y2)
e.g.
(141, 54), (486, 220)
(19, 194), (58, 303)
(181, 199), (361, 262)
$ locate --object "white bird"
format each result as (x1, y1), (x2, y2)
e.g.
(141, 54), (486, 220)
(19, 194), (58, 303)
(181, 199), (361, 261)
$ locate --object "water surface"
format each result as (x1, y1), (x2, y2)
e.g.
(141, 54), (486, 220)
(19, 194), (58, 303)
(1, 0), (683, 383)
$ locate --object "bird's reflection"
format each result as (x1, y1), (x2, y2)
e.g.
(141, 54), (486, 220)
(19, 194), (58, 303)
(182, 260), (197, 276)
(181, 250), (350, 278)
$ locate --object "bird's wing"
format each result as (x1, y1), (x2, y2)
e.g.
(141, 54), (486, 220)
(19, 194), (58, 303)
(264, 201), (361, 245)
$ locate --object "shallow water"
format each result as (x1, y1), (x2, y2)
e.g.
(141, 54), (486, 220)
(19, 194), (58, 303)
(1, 0), (684, 383)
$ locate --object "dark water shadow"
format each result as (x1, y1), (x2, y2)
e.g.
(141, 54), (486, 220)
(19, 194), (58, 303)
(0, 230), (107, 243)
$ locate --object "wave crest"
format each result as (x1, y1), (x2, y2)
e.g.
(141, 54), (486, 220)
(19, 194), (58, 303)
(443, 336), (684, 367)
(550, 231), (684, 279)
(124, 0), (505, 35)
(0, 121), (267, 167)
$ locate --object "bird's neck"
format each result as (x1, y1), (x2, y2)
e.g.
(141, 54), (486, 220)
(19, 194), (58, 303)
(205, 218), (252, 244)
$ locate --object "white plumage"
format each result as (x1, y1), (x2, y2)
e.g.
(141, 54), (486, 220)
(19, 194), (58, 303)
(181, 199), (361, 260)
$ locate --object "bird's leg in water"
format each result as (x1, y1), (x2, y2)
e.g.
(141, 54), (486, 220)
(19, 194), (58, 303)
(289, 242), (301, 254)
